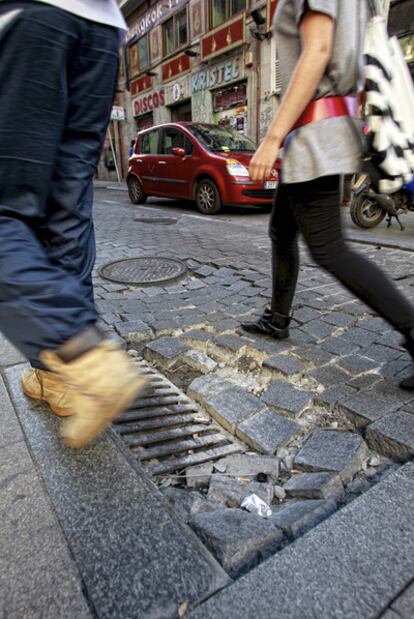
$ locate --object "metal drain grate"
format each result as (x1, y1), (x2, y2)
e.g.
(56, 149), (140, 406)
(113, 358), (244, 478)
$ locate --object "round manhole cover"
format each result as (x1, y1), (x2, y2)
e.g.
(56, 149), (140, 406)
(134, 216), (177, 225)
(100, 257), (188, 286)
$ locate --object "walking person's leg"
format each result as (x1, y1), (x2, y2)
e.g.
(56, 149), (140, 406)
(242, 184), (300, 336)
(289, 175), (414, 387)
(0, 2), (146, 446)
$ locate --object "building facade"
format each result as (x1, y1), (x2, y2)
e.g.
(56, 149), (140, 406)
(111, 0), (281, 177)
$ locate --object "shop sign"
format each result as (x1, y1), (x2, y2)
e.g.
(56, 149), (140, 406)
(130, 75), (152, 97)
(201, 15), (245, 61)
(267, 0), (279, 29)
(173, 83), (182, 102)
(164, 74), (191, 106)
(192, 57), (241, 94)
(162, 53), (190, 82)
(132, 89), (166, 116)
(111, 106), (125, 121)
(127, 0), (190, 44)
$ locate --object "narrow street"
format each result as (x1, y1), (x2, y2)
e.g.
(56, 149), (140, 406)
(2, 185), (414, 619)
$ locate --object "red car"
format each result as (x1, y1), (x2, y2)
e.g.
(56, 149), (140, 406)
(126, 122), (280, 215)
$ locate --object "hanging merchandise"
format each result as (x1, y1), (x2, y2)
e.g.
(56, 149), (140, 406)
(363, 0), (414, 193)
(213, 82), (248, 134)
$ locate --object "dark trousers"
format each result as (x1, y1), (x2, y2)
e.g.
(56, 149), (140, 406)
(0, 1), (119, 367)
(269, 176), (414, 332)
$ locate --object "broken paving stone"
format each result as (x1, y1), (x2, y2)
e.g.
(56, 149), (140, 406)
(284, 472), (344, 500)
(204, 386), (264, 433)
(338, 391), (402, 429)
(262, 355), (305, 377)
(187, 374), (234, 404)
(291, 344), (334, 367)
(186, 463), (214, 489)
(314, 384), (357, 410)
(145, 336), (190, 369)
(237, 409), (300, 455)
(269, 499), (337, 538)
(189, 509), (284, 578)
(207, 474), (273, 507)
(115, 320), (153, 344)
(262, 380), (313, 418)
(366, 411), (414, 460)
(214, 454), (281, 482)
(294, 429), (368, 484)
(211, 334), (252, 357)
(182, 349), (217, 374)
(180, 329), (213, 347)
(308, 365), (350, 389)
(336, 354), (381, 376)
(162, 487), (221, 522)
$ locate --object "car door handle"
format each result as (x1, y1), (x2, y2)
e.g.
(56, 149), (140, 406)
(136, 158), (143, 163)
(158, 161), (167, 165)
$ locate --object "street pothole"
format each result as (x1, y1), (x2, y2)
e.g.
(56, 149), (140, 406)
(114, 346), (402, 581)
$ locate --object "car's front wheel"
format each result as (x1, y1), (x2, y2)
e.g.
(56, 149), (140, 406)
(127, 176), (147, 205)
(196, 179), (222, 214)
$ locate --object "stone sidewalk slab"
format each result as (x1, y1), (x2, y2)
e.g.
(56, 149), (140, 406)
(5, 365), (229, 619)
(189, 463), (414, 619)
(0, 376), (91, 619)
(366, 411), (414, 460)
(294, 430), (368, 483)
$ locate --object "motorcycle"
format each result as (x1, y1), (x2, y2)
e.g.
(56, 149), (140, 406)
(350, 174), (414, 230)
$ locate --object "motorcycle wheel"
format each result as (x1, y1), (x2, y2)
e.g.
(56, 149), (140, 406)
(350, 193), (386, 229)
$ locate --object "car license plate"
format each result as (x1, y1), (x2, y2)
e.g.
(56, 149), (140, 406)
(265, 181), (278, 189)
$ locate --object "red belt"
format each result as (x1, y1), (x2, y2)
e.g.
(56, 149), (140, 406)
(291, 96), (360, 132)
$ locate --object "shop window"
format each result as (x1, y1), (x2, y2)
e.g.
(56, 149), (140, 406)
(211, 0), (245, 29)
(213, 83), (247, 111)
(138, 36), (149, 71)
(163, 8), (188, 55)
(127, 35), (149, 77)
(213, 82), (248, 134)
(161, 128), (193, 155)
(140, 129), (160, 154)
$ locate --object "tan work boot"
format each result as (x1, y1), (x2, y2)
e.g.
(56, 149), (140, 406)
(40, 340), (147, 448)
(21, 368), (73, 417)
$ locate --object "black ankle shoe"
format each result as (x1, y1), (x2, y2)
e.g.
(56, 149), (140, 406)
(399, 328), (414, 390)
(241, 308), (291, 339)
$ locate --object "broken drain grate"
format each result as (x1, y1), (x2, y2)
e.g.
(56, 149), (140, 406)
(113, 358), (244, 478)
(100, 257), (187, 286)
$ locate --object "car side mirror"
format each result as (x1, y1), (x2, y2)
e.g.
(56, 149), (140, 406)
(172, 147), (186, 157)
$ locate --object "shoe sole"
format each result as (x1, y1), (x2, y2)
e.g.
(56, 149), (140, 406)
(60, 374), (148, 449)
(241, 325), (290, 339)
(21, 383), (73, 417)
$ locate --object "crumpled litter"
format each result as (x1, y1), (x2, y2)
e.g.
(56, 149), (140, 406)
(241, 494), (272, 518)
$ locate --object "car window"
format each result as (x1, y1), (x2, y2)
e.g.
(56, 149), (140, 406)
(140, 130), (159, 154)
(187, 124), (256, 153)
(162, 128), (193, 155)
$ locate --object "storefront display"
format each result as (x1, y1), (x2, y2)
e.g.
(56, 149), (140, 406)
(136, 113), (154, 132)
(213, 82), (248, 134)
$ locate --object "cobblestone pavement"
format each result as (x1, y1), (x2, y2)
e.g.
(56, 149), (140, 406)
(1, 186), (414, 618)
(92, 187), (414, 582)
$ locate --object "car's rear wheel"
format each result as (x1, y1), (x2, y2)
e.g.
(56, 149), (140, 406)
(127, 176), (147, 205)
(196, 179), (222, 214)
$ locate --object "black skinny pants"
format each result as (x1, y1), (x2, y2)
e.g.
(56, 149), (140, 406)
(269, 175), (414, 332)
